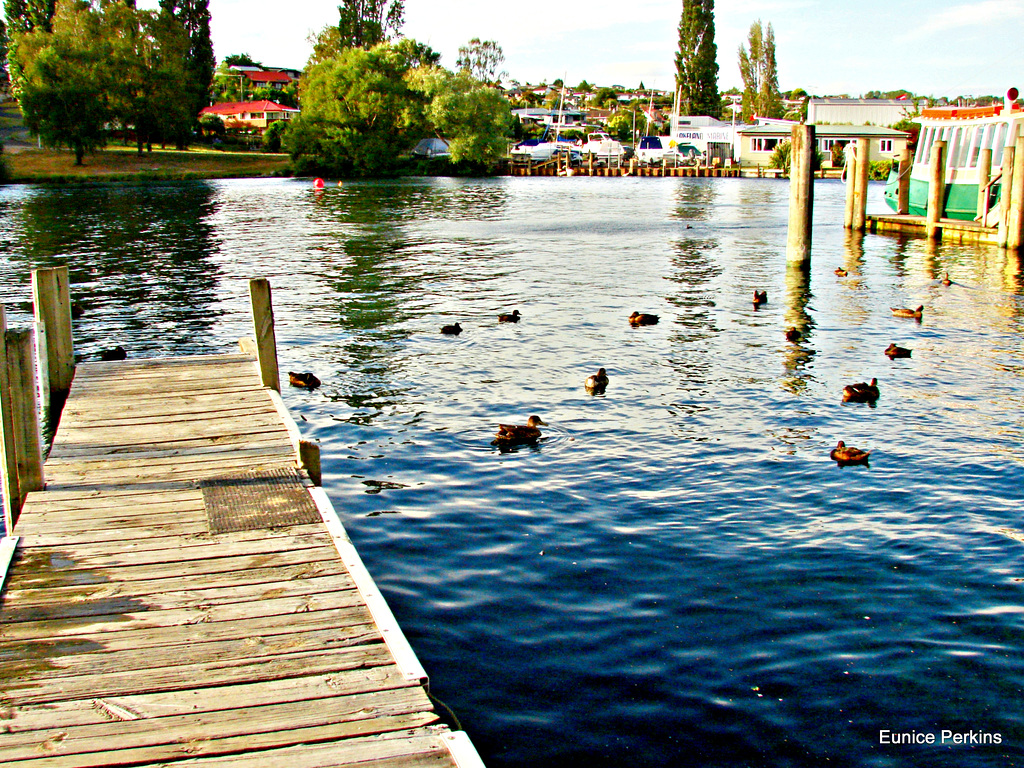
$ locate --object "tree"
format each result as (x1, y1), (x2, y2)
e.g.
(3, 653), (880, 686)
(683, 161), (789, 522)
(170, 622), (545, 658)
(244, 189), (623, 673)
(158, 0), (215, 148)
(222, 52), (260, 67)
(15, 2), (109, 164)
(337, 0), (404, 49)
(456, 38), (505, 85)
(737, 20), (781, 121)
(5, 0), (57, 97)
(412, 67), (511, 170)
(676, 0), (719, 117)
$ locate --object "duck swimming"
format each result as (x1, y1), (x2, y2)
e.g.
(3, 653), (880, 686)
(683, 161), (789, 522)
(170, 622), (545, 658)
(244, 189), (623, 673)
(752, 290), (767, 307)
(441, 322), (463, 335)
(830, 440), (871, 466)
(884, 343), (912, 359)
(891, 305), (924, 319)
(498, 310), (521, 323)
(629, 312), (659, 326)
(785, 327), (802, 343)
(835, 267), (848, 277)
(585, 368), (608, 394)
(842, 378), (879, 403)
(99, 346), (127, 361)
(941, 272), (952, 286)
(288, 372), (321, 389)
(493, 415), (547, 445)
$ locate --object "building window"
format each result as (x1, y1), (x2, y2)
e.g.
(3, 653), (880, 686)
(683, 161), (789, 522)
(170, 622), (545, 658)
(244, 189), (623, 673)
(879, 139), (893, 153)
(250, 113), (264, 120)
(752, 138), (779, 152)
(820, 138), (836, 151)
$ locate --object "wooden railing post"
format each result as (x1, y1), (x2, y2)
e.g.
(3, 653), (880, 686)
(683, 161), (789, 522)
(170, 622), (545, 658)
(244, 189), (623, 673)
(1006, 135), (1024, 250)
(249, 278), (280, 392)
(0, 307), (20, 534)
(786, 124), (815, 268)
(897, 147), (912, 215)
(2, 328), (44, 528)
(926, 141), (947, 240)
(32, 266), (74, 403)
(844, 143), (857, 229)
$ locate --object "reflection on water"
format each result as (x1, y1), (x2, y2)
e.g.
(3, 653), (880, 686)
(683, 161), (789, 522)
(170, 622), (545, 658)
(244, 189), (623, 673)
(2, 177), (1024, 766)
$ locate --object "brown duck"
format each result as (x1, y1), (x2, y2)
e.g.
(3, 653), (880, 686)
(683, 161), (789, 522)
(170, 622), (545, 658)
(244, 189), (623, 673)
(289, 372), (321, 389)
(785, 327), (802, 343)
(842, 378), (879, 403)
(830, 440), (870, 466)
(835, 267), (848, 277)
(629, 312), (659, 326)
(585, 368), (608, 394)
(941, 273), (952, 286)
(752, 290), (767, 307)
(493, 415), (547, 445)
(891, 305), (924, 319)
(884, 343), (912, 359)
(498, 310), (521, 323)
(441, 322), (463, 335)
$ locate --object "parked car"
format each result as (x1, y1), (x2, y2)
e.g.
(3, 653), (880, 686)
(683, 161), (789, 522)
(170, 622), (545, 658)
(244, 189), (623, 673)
(636, 136), (702, 166)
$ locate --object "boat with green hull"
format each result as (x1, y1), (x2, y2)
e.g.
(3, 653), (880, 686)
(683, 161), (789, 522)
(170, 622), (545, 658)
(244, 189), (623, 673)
(884, 89), (1024, 223)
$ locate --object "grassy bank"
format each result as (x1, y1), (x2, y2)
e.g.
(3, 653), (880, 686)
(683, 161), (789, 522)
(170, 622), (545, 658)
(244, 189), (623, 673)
(5, 144), (291, 183)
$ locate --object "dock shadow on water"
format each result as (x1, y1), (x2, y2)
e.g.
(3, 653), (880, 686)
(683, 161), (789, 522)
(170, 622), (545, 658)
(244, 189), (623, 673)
(2, 176), (1024, 766)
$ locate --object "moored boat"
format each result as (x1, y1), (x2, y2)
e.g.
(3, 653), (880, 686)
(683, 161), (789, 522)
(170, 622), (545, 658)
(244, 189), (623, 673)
(883, 88), (1024, 223)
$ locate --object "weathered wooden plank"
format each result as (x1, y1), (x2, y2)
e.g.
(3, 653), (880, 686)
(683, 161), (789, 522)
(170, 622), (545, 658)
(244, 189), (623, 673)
(0, 604), (372, 657)
(19, 486), (203, 507)
(44, 445), (295, 474)
(2, 667), (414, 732)
(47, 433), (293, 463)
(4, 643), (396, 705)
(43, 457), (297, 488)
(13, 506), (206, 533)
(0, 687), (434, 758)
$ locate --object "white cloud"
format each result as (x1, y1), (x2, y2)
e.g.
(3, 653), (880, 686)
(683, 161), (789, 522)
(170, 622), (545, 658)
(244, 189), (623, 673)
(911, 0), (1024, 37)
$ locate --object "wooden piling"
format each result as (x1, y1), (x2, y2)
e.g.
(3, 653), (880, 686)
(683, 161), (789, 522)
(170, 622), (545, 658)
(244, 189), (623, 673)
(300, 439), (322, 486)
(786, 124), (816, 267)
(5, 328), (44, 504)
(896, 147), (912, 214)
(0, 307), (20, 533)
(852, 137), (870, 231)
(1006, 135), (1024, 250)
(977, 148), (992, 222)
(844, 144), (857, 228)
(249, 277), (280, 392)
(31, 266), (74, 401)
(926, 141), (947, 240)
(999, 141), (1016, 248)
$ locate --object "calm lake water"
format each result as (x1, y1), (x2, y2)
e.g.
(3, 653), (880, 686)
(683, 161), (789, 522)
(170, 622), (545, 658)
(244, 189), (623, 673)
(2, 176), (1024, 766)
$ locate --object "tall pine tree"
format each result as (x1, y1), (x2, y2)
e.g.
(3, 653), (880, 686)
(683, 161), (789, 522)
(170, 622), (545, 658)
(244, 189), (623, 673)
(675, 0), (719, 118)
(158, 0), (214, 147)
(738, 20), (782, 121)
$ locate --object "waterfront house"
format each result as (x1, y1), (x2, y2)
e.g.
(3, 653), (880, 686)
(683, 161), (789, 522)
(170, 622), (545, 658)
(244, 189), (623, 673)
(736, 123), (910, 168)
(200, 100), (300, 131)
(806, 98), (915, 127)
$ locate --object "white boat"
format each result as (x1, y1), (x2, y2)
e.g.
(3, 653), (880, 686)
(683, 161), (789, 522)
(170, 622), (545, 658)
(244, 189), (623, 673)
(579, 132), (625, 163)
(883, 87), (1024, 223)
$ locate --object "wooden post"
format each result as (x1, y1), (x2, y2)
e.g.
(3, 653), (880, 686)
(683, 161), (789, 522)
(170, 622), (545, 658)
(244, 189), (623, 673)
(5, 329), (44, 503)
(897, 147), (912, 214)
(852, 137), (870, 231)
(31, 266), (74, 400)
(977, 148), (992, 222)
(999, 141), (1016, 247)
(1006, 136), (1024, 250)
(299, 440), (322, 486)
(844, 143), (857, 229)
(0, 307), (20, 534)
(926, 140), (947, 240)
(786, 124), (815, 268)
(249, 278), (280, 392)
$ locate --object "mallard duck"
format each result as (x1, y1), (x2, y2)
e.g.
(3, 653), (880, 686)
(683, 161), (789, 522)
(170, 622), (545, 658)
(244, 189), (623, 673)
(835, 267), (848, 277)
(629, 312), (659, 326)
(440, 322), (463, 335)
(891, 305), (924, 319)
(288, 371), (321, 389)
(884, 343), (912, 359)
(98, 346), (127, 361)
(752, 290), (767, 307)
(842, 378), (879, 403)
(585, 368), (608, 394)
(941, 272), (952, 286)
(830, 440), (870, 466)
(493, 415), (547, 445)
(785, 327), (802, 343)
(498, 309), (521, 323)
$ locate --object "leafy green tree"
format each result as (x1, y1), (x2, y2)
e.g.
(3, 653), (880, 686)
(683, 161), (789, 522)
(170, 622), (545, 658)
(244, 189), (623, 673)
(15, 2), (109, 164)
(286, 41), (427, 176)
(411, 67), (511, 170)
(676, 0), (720, 117)
(738, 20), (782, 121)
(262, 119), (286, 152)
(337, 0), (404, 49)
(576, 79), (592, 92)
(606, 111), (633, 142)
(158, 0), (215, 149)
(455, 38), (505, 85)
(223, 52), (260, 67)
(592, 86), (617, 107)
(5, 0), (55, 97)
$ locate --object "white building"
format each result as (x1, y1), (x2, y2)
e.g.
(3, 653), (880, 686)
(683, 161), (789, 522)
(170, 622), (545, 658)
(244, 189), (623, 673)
(806, 98), (916, 127)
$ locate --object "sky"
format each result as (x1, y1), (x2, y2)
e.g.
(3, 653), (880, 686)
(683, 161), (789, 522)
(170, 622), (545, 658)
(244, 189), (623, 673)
(51, 1), (1024, 98)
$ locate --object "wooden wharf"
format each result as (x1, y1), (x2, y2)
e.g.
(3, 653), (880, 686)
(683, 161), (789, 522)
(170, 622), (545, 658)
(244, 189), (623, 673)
(865, 213), (1000, 244)
(0, 274), (483, 768)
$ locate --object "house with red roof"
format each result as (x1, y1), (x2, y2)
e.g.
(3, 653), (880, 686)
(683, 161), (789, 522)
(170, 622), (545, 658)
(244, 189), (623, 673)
(241, 69), (295, 90)
(200, 100), (299, 131)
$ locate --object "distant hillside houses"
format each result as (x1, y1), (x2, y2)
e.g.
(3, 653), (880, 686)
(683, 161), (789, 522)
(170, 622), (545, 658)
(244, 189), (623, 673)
(229, 65), (301, 90)
(200, 100), (299, 130)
